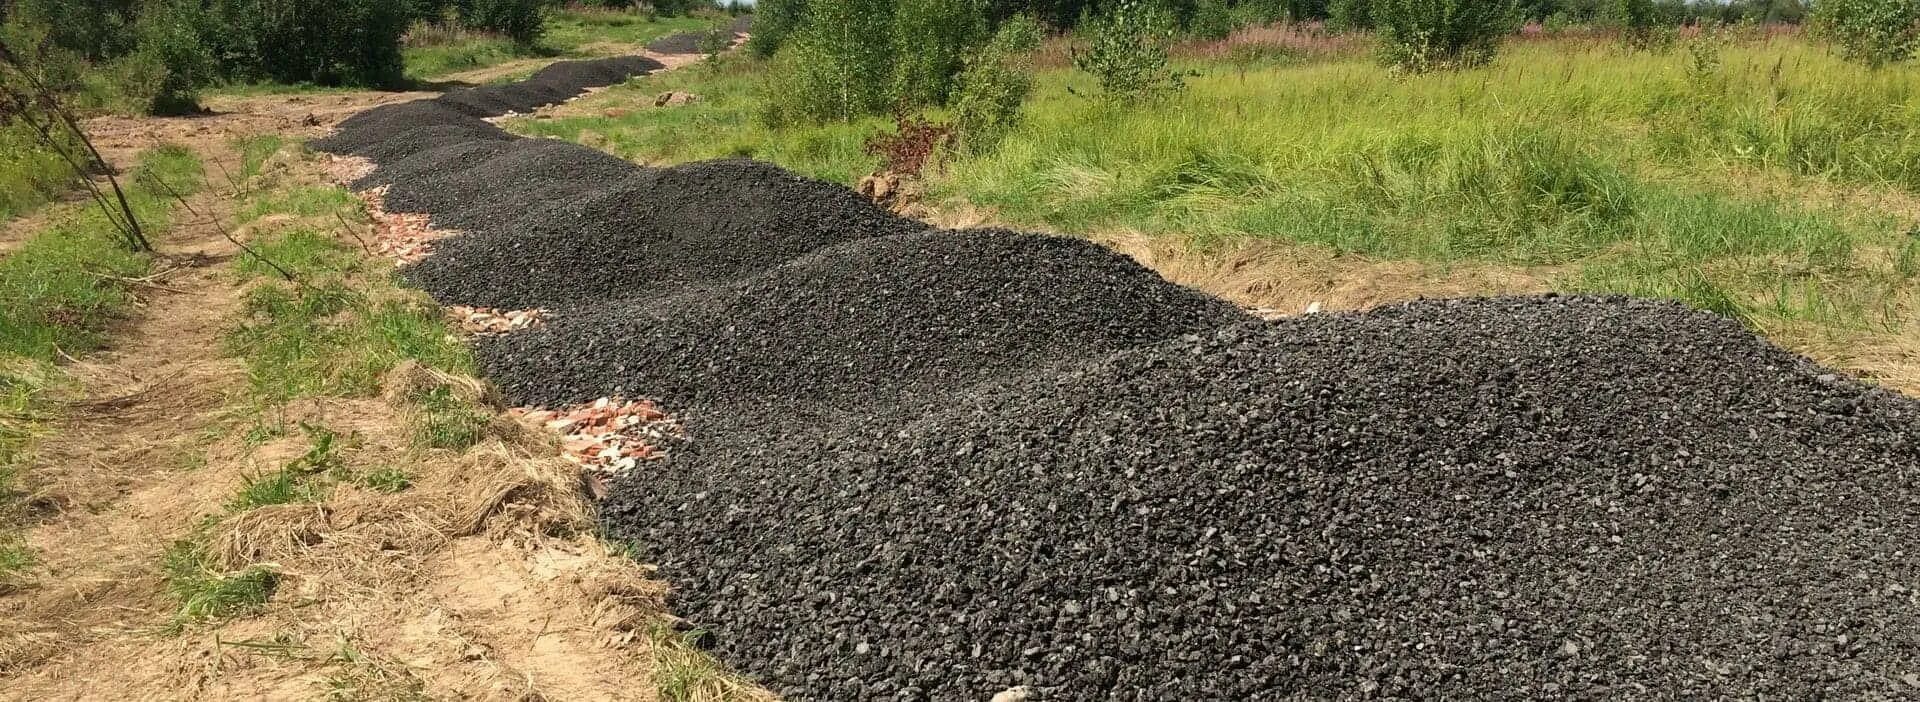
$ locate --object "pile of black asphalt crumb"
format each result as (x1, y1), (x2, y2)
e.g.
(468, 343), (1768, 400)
(311, 55), (663, 157)
(648, 16), (751, 54)
(475, 228), (1249, 412)
(374, 139), (642, 233)
(599, 295), (1920, 701)
(401, 159), (927, 309)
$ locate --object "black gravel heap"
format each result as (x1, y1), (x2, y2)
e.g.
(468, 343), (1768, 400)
(400, 159), (927, 309)
(475, 228), (1249, 411)
(375, 139), (642, 233)
(350, 124), (517, 165)
(351, 139), (519, 193)
(648, 17), (752, 55)
(311, 55), (664, 158)
(600, 295), (1920, 701)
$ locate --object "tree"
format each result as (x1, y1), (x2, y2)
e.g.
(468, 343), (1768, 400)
(1814, 0), (1920, 66)
(1374, 0), (1516, 72)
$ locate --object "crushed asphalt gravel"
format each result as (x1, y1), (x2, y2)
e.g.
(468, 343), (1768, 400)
(316, 45), (1920, 701)
(474, 228), (1249, 413)
(603, 296), (1920, 700)
(401, 158), (926, 309)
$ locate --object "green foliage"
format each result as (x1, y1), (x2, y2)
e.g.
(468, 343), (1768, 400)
(952, 16), (1044, 151)
(1373, 0), (1515, 71)
(412, 385), (490, 450)
(203, 0), (411, 87)
(1188, 0), (1237, 40)
(749, 0), (811, 57)
(360, 466), (414, 494)
(0, 146), (201, 361)
(459, 0), (549, 46)
(128, 1), (214, 115)
(891, 0), (990, 107)
(1071, 0), (1185, 101)
(161, 538), (278, 626)
(0, 123), (78, 221)
(1328, 0), (1374, 30)
(1813, 0), (1920, 67)
(762, 0), (896, 124)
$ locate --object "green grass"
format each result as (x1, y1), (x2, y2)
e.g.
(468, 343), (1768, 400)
(411, 385), (489, 451)
(237, 135), (287, 183)
(505, 55), (887, 184)
(932, 37), (1920, 330)
(0, 123), (78, 222)
(225, 189), (472, 402)
(161, 538), (279, 626)
(0, 146), (204, 361)
(359, 466), (413, 494)
(404, 10), (724, 83)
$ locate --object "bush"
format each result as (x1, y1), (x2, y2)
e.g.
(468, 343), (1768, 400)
(128, 1), (213, 115)
(749, 0), (811, 57)
(459, 0), (547, 46)
(1618, 0), (1661, 48)
(205, 0), (410, 87)
(1814, 0), (1920, 67)
(1328, 0), (1373, 30)
(762, 0), (896, 124)
(1071, 0), (1184, 101)
(1188, 0), (1236, 39)
(891, 0), (990, 107)
(952, 15), (1043, 151)
(1374, 0), (1515, 72)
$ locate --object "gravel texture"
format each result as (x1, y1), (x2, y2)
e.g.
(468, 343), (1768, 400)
(475, 228), (1249, 412)
(376, 138), (642, 233)
(601, 295), (1920, 700)
(648, 17), (751, 54)
(401, 158), (926, 309)
(312, 55), (663, 158)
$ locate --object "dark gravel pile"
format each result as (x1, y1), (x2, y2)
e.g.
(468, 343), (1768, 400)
(312, 55), (663, 158)
(312, 100), (500, 156)
(377, 139), (642, 233)
(476, 229), (1248, 411)
(350, 124), (517, 165)
(601, 295), (1920, 700)
(351, 139), (518, 192)
(401, 159), (926, 309)
(646, 30), (716, 54)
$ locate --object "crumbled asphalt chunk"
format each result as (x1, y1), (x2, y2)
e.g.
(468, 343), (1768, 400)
(312, 100), (495, 155)
(311, 55), (663, 158)
(349, 124), (517, 165)
(378, 139), (642, 233)
(352, 139), (519, 192)
(401, 159), (927, 309)
(475, 228), (1249, 411)
(600, 295), (1920, 700)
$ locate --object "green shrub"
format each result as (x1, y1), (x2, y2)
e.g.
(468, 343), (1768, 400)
(1374, 0), (1515, 72)
(1188, 0), (1236, 40)
(204, 0), (411, 87)
(1813, 0), (1920, 67)
(762, 0), (896, 124)
(749, 0), (810, 57)
(460, 0), (548, 46)
(952, 15), (1043, 151)
(1328, 0), (1373, 30)
(128, 1), (214, 115)
(1071, 0), (1184, 101)
(891, 0), (990, 107)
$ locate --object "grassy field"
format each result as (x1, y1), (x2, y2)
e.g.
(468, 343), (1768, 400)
(510, 30), (1920, 388)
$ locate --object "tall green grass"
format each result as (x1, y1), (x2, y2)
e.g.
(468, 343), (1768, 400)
(0, 123), (78, 222)
(938, 37), (1918, 327)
